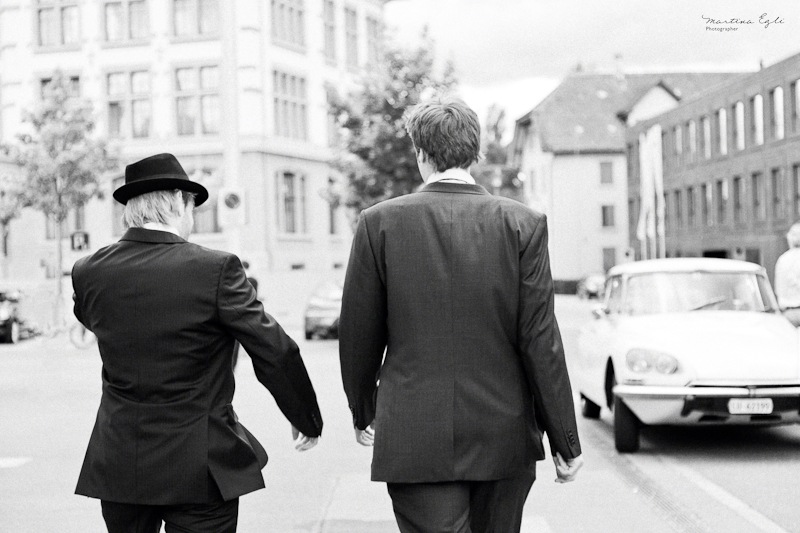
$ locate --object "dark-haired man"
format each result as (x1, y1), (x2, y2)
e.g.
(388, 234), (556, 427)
(339, 98), (583, 533)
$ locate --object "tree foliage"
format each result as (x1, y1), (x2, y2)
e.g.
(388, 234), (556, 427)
(4, 72), (118, 224)
(330, 32), (458, 215)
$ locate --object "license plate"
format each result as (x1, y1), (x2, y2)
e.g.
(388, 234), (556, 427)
(728, 398), (773, 414)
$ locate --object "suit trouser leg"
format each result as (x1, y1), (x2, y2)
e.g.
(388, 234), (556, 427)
(387, 481), (472, 533)
(101, 501), (161, 533)
(468, 470), (536, 533)
(386, 470), (536, 533)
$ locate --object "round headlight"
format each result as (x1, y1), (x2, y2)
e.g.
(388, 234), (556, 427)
(655, 354), (679, 374)
(626, 349), (680, 374)
(625, 349), (652, 373)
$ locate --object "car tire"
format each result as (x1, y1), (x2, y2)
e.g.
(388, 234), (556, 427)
(305, 331), (313, 340)
(613, 394), (640, 453)
(581, 394), (601, 419)
(4, 320), (19, 344)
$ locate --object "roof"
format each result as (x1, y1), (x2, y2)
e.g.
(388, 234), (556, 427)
(608, 258), (765, 276)
(517, 72), (744, 153)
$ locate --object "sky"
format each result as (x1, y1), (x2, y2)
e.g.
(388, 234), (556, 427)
(383, 0), (800, 139)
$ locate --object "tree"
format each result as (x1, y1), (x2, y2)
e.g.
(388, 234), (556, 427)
(330, 31), (458, 216)
(0, 172), (24, 279)
(3, 71), (118, 326)
(473, 104), (524, 202)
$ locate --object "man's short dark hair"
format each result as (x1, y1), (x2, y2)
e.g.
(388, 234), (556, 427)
(405, 97), (481, 172)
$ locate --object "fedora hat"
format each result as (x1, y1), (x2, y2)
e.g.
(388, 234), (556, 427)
(113, 153), (209, 206)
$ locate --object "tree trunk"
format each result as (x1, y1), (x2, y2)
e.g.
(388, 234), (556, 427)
(54, 218), (63, 328)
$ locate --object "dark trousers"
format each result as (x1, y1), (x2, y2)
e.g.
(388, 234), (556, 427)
(101, 498), (238, 533)
(386, 471), (536, 533)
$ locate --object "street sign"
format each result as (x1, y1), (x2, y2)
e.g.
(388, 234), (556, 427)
(71, 231), (89, 251)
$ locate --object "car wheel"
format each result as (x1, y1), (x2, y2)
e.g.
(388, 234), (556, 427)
(581, 394), (601, 419)
(613, 394), (640, 453)
(305, 331), (313, 340)
(4, 321), (19, 344)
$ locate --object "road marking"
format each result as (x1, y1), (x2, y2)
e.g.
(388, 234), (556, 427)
(0, 457), (31, 468)
(663, 458), (791, 533)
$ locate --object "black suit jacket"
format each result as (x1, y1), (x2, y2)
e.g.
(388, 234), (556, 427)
(72, 228), (322, 504)
(339, 182), (580, 483)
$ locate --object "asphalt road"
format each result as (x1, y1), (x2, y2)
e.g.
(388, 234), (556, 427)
(1, 295), (799, 532)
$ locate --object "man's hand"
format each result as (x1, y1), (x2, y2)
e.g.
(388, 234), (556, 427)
(553, 452), (583, 483)
(355, 423), (375, 446)
(291, 425), (319, 452)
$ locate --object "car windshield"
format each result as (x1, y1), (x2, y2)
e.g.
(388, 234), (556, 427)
(623, 271), (779, 315)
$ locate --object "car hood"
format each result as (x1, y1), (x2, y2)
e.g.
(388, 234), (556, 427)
(616, 312), (800, 382)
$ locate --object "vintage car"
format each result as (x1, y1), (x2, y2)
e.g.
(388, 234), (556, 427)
(575, 258), (800, 453)
(303, 280), (343, 340)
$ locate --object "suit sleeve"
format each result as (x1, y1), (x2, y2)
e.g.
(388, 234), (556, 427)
(518, 215), (581, 459)
(339, 211), (387, 430)
(217, 254), (322, 438)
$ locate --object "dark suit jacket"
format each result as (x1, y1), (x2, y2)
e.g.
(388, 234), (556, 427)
(72, 228), (322, 504)
(339, 182), (580, 483)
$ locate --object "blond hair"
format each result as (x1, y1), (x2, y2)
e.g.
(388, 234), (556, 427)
(123, 190), (194, 229)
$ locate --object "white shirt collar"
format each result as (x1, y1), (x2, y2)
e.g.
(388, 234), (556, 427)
(142, 222), (180, 236)
(426, 168), (476, 185)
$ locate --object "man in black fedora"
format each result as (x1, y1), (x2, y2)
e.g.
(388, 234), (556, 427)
(72, 153), (323, 533)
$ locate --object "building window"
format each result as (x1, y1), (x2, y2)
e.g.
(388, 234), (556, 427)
(687, 120), (697, 161)
(701, 183), (711, 226)
(323, 0), (336, 64)
(187, 168), (220, 233)
(366, 15), (381, 68)
(173, 0), (218, 37)
(793, 164), (800, 217)
(271, 0), (305, 49)
(46, 205), (84, 240)
(700, 116), (711, 159)
(37, 0), (80, 47)
(687, 186), (695, 226)
(752, 172), (765, 220)
(733, 176), (744, 223)
(673, 125), (682, 166)
(628, 197), (637, 229)
(107, 70), (151, 138)
(792, 80), (800, 134)
(770, 86), (784, 141)
(326, 85), (340, 147)
(733, 101), (745, 151)
(716, 179), (727, 225)
(601, 205), (615, 228)
(277, 171), (306, 234)
(674, 189), (683, 226)
(716, 108), (727, 156)
(273, 70), (307, 140)
(175, 66), (220, 135)
(602, 247), (616, 273)
(772, 167), (786, 220)
(104, 0), (148, 42)
(41, 75), (80, 98)
(344, 6), (358, 70)
(750, 94), (764, 146)
(600, 161), (613, 184)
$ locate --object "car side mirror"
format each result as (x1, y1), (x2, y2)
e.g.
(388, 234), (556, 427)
(591, 305), (609, 319)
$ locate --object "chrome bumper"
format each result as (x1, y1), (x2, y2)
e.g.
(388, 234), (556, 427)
(612, 384), (800, 425)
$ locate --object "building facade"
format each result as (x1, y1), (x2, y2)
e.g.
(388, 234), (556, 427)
(0, 0), (386, 325)
(627, 51), (800, 282)
(510, 71), (740, 288)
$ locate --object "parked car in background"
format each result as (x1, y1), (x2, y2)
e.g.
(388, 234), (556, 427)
(577, 273), (606, 299)
(575, 258), (800, 453)
(303, 281), (343, 340)
(0, 289), (21, 343)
